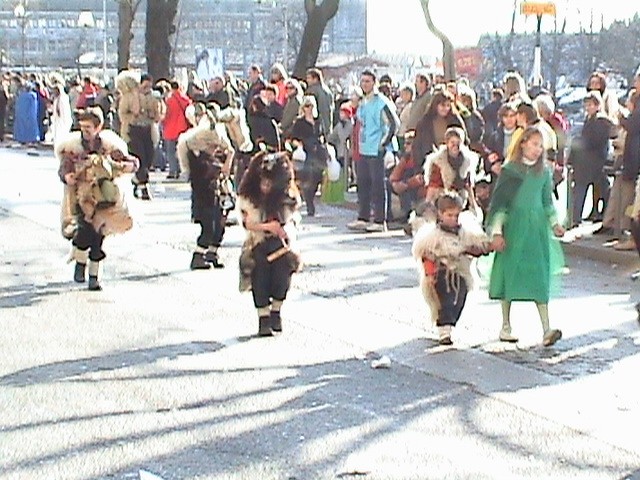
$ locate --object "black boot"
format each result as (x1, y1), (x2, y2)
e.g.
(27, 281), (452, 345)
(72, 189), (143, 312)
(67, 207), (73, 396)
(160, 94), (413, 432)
(190, 252), (211, 270)
(131, 179), (140, 198)
(88, 275), (102, 291)
(204, 250), (224, 268)
(258, 316), (273, 337)
(140, 185), (152, 200)
(74, 262), (86, 283)
(87, 261), (102, 290)
(270, 311), (282, 332)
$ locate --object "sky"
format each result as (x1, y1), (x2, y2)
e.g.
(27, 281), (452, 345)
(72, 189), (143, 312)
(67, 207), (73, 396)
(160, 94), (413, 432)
(367, 0), (640, 54)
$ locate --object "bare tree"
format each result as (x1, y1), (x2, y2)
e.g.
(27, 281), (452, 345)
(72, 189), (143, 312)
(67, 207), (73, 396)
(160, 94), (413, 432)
(549, 14), (567, 95)
(419, 0), (455, 80)
(486, 0), (518, 79)
(145, 0), (180, 80)
(117, 0), (142, 71)
(292, 0), (340, 78)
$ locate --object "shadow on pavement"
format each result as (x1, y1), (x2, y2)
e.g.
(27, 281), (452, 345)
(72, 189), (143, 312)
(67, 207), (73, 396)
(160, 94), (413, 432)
(0, 341), (222, 387)
(3, 343), (638, 479)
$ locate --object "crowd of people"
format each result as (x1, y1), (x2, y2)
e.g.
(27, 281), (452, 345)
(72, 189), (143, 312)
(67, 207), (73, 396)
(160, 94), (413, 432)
(2, 61), (640, 341)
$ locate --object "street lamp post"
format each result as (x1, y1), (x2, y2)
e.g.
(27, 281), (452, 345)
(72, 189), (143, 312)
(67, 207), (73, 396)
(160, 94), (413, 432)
(520, 1), (556, 87)
(102, 0), (108, 82)
(14, 3), (27, 74)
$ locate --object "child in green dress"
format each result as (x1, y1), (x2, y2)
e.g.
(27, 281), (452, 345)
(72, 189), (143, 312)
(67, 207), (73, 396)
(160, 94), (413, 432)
(486, 126), (565, 347)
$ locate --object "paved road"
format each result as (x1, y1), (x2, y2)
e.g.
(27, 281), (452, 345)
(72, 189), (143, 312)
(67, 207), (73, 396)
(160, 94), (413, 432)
(1, 147), (639, 480)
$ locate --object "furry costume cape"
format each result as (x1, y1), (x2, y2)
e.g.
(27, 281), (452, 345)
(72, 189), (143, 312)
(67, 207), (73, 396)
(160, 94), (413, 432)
(56, 130), (135, 238)
(411, 214), (489, 324)
(236, 194), (301, 292)
(176, 120), (232, 177)
(115, 70), (141, 143)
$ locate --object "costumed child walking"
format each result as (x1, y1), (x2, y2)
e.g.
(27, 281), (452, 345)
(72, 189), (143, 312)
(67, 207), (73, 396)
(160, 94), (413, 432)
(412, 192), (494, 345)
(237, 152), (302, 337)
(177, 102), (235, 270)
(486, 126), (565, 346)
(56, 107), (139, 290)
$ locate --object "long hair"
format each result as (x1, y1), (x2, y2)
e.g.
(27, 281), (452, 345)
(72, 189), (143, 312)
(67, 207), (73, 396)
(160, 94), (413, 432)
(423, 90), (456, 121)
(238, 151), (299, 218)
(511, 126), (545, 174)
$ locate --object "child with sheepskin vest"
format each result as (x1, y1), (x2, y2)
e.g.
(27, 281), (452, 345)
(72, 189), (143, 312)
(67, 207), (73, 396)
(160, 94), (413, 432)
(412, 192), (494, 345)
(57, 107), (139, 290)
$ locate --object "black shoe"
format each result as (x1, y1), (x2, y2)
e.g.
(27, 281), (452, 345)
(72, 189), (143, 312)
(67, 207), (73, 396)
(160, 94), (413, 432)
(258, 316), (273, 337)
(270, 311), (282, 332)
(439, 336), (453, 346)
(140, 186), (152, 200)
(131, 179), (140, 198)
(190, 252), (211, 270)
(74, 262), (86, 283)
(594, 226), (613, 235)
(88, 275), (102, 291)
(204, 250), (224, 269)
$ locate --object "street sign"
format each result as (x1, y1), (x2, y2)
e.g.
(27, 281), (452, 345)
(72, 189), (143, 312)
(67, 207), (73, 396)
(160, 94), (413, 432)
(520, 2), (556, 16)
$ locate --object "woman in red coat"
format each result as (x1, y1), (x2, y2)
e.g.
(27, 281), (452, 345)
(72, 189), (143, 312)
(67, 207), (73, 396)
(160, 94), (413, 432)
(163, 81), (192, 178)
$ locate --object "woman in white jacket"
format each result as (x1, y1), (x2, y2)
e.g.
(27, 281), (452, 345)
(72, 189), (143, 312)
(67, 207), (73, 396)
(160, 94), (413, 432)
(51, 84), (73, 145)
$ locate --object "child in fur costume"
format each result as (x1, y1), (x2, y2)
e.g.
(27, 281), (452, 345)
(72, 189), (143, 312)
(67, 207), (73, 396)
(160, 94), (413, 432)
(177, 102), (235, 269)
(57, 107), (139, 291)
(412, 192), (493, 345)
(237, 151), (302, 337)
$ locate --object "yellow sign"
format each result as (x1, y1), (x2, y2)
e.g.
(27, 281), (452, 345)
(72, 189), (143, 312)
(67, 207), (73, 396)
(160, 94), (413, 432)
(520, 2), (556, 16)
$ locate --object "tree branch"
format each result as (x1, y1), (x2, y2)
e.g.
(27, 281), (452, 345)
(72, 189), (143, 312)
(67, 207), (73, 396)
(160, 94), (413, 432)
(320, 0), (340, 20)
(304, 0), (316, 16)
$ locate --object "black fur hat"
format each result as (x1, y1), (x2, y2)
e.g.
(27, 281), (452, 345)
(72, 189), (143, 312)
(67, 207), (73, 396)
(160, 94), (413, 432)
(238, 151), (298, 213)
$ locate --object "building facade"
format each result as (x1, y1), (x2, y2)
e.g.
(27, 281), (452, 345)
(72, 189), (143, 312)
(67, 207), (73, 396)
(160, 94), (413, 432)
(0, 0), (366, 77)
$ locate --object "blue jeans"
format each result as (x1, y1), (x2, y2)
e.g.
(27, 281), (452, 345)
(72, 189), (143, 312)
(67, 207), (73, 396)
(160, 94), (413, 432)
(165, 139), (180, 176)
(356, 154), (386, 223)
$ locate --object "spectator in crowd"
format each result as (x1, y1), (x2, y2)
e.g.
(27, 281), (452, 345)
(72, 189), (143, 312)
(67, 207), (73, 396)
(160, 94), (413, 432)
(457, 84), (485, 154)
(206, 76), (231, 109)
(50, 83), (73, 145)
(305, 67), (334, 134)
(406, 72), (432, 132)
(587, 71), (620, 125)
(481, 88), (505, 139)
(397, 82), (415, 142)
(14, 81), (40, 144)
(269, 63), (288, 107)
(0, 75), (9, 142)
(568, 91), (612, 228)
(412, 90), (465, 168)
(281, 78), (303, 136)
(247, 95), (280, 153)
(289, 95), (326, 216)
(163, 81), (192, 179)
(263, 84), (283, 123)
(76, 76), (98, 109)
(244, 64), (266, 111)
(482, 102), (519, 182)
(347, 69), (399, 233)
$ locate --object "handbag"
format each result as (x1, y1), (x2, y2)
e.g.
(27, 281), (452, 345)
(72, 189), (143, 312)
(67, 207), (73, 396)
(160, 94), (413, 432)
(325, 144), (340, 182)
(292, 145), (306, 171)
